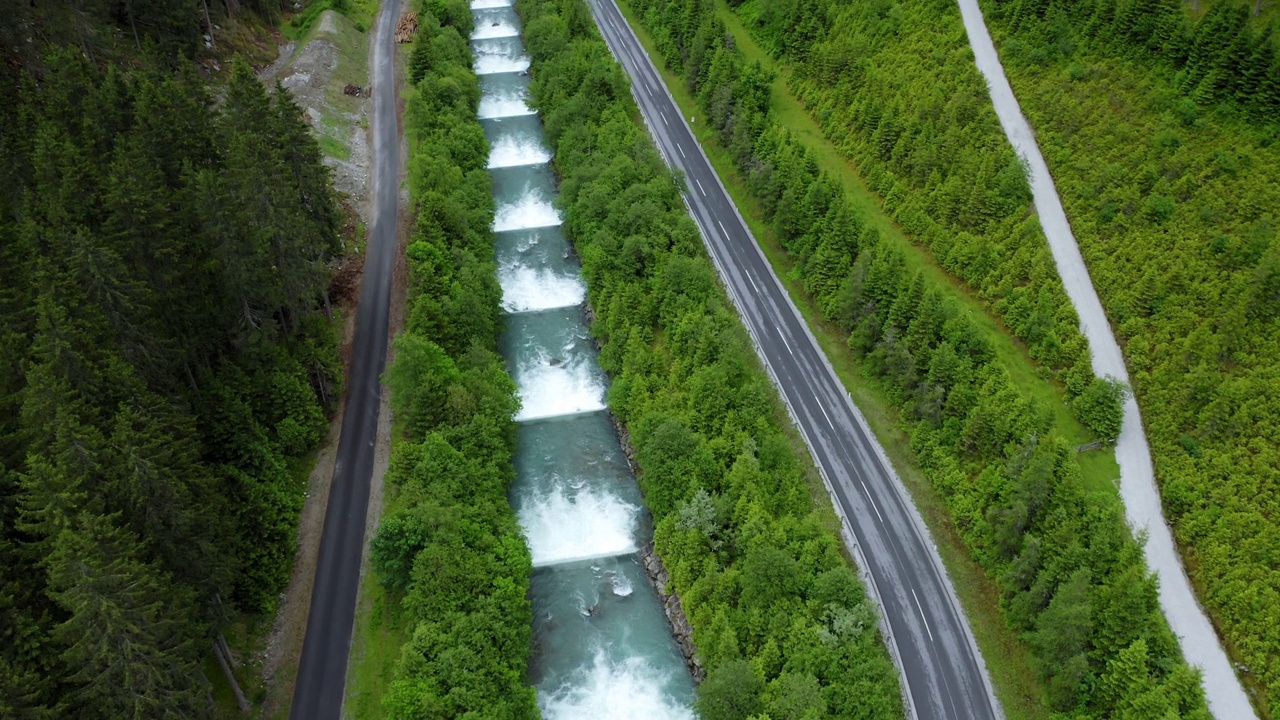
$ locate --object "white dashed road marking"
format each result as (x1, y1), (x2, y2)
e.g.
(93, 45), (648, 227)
(912, 589), (935, 642)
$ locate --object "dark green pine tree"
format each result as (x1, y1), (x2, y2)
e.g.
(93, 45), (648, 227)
(272, 84), (342, 258)
(0, 202), (32, 489)
(1, 25), (345, 709)
(0, 520), (61, 719)
(103, 397), (232, 607)
(212, 59), (333, 338)
(132, 60), (217, 186)
(47, 513), (209, 720)
(17, 297), (109, 549)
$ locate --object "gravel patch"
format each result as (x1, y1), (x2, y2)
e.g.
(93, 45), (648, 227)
(266, 13), (373, 225)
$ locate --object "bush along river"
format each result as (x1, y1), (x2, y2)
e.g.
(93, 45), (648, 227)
(470, 2), (698, 716)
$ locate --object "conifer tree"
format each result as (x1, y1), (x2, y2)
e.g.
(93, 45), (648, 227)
(0, 12), (343, 707)
(48, 513), (208, 719)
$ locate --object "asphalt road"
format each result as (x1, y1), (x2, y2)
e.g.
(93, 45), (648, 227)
(587, 2), (1002, 718)
(954, 2), (1254, 716)
(288, 0), (400, 717)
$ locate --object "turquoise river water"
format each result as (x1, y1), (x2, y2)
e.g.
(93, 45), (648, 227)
(469, 2), (697, 716)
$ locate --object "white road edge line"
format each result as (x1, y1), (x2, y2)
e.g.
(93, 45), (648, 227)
(912, 588), (935, 643)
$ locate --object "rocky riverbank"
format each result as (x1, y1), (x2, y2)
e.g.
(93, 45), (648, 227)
(585, 317), (705, 684)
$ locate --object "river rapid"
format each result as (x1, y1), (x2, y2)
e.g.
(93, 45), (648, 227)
(470, 3), (697, 716)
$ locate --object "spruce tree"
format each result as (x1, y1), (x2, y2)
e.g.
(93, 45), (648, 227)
(47, 513), (209, 720)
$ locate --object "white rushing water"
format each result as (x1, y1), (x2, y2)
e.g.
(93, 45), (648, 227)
(472, 17), (520, 39)
(479, 95), (535, 119)
(488, 134), (553, 168)
(954, 1), (1256, 716)
(477, 6), (693, 715)
(540, 652), (696, 720)
(520, 484), (639, 567)
(474, 52), (531, 75)
(499, 265), (587, 313)
(514, 351), (606, 421)
(610, 572), (633, 597)
(494, 192), (563, 232)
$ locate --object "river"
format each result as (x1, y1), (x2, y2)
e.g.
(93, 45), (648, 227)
(470, 2), (697, 716)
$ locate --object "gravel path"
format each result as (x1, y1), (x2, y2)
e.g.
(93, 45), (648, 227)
(953, 2), (1255, 717)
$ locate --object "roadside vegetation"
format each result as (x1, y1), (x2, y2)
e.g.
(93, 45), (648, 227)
(284, 9), (374, 166)
(285, 0), (380, 37)
(981, 0), (1280, 711)
(518, 0), (904, 716)
(0, 41), (343, 720)
(624, 0), (1211, 716)
(361, 1), (539, 717)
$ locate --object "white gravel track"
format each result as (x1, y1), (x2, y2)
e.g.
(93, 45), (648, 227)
(953, 1), (1256, 717)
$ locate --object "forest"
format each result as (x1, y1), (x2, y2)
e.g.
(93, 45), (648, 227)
(717, 0), (1095, 392)
(0, 30), (343, 720)
(518, 0), (906, 716)
(979, 0), (1280, 709)
(625, 0), (1212, 715)
(367, 1), (539, 716)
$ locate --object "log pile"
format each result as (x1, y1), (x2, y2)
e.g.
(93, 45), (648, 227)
(342, 84), (367, 97)
(394, 12), (418, 43)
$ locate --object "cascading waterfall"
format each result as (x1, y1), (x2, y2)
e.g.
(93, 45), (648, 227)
(471, 14), (520, 39)
(517, 483), (641, 566)
(488, 134), (554, 169)
(496, 225), (587, 312)
(540, 652), (696, 720)
(498, 264), (587, 313)
(471, 3), (696, 716)
(506, 309), (608, 421)
(493, 193), (562, 232)
(474, 37), (531, 75)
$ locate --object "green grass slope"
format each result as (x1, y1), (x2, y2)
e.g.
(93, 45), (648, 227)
(981, 0), (1280, 712)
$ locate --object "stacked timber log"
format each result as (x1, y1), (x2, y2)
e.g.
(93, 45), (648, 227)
(394, 12), (417, 43)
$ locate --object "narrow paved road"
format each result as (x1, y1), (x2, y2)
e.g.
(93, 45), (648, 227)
(954, 2), (1255, 717)
(288, 0), (400, 717)
(587, 2), (1001, 718)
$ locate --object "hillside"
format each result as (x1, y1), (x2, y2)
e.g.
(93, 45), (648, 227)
(623, 0), (1217, 716)
(0, 7), (347, 717)
(980, 0), (1280, 712)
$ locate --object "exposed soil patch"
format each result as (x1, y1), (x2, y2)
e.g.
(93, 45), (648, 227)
(261, 11), (373, 227)
(256, 40), (297, 80)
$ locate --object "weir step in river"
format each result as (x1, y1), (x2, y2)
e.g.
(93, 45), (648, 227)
(470, 2), (697, 716)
